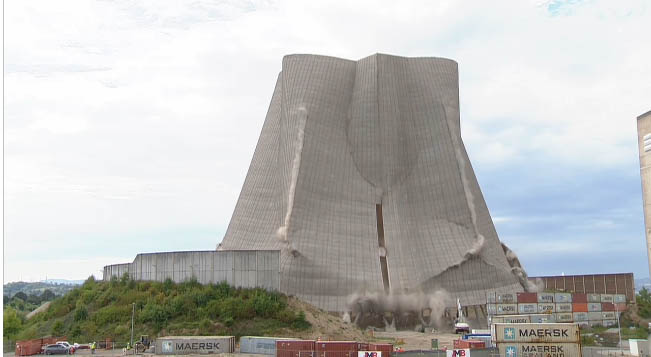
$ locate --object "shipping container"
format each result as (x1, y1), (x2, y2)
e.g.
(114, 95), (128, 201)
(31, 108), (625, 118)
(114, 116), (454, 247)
(573, 312), (588, 321)
(589, 320), (605, 327)
(602, 312), (616, 320)
(530, 314), (556, 323)
(492, 323), (580, 343)
(616, 303), (627, 311)
(630, 339), (648, 356)
(556, 303), (572, 313)
(614, 294), (626, 303)
(603, 320), (617, 327)
(453, 339), (485, 349)
(516, 292), (537, 304)
(587, 293), (601, 303)
(555, 313), (573, 322)
(537, 293), (554, 303)
(497, 293), (516, 303)
(600, 294), (614, 303)
(277, 340), (316, 357)
(518, 303), (537, 314)
(602, 303), (616, 311)
(573, 303), (588, 312)
(155, 336), (235, 355)
(486, 292), (497, 304)
(537, 303), (555, 313)
(577, 321), (590, 328)
(496, 342), (581, 356)
(356, 343), (369, 351)
(491, 315), (531, 324)
(240, 336), (293, 355)
(496, 304), (517, 315)
(486, 304), (497, 315)
(15, 340), (42, 356)
(368, 343), (392, 357)
(572, 293), (588, 303)
(587, 303), (602, 312)
(555, 293), (572, 303)
(587, 312), (603, 321)
(315, 341), (358, 357)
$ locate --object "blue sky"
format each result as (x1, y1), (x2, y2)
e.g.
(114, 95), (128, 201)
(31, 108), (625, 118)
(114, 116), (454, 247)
(3, 0), (651, 282)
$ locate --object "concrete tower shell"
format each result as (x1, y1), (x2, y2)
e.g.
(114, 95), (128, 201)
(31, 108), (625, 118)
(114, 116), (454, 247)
(637, 109), (651, 279)
(220, 54), (523, 312)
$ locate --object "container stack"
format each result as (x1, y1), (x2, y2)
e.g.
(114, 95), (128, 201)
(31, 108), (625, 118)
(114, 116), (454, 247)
(276, 340), (393, 357)
(492, 323), (582, 356)
(487, 292), (627, 327)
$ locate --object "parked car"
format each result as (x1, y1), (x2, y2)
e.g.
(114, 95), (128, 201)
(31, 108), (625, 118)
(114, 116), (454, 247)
(44, 344), (68, 355)
(56, 341), (74, 353)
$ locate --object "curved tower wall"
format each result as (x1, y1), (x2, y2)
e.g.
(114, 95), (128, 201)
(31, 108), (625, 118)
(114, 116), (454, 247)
(220, 54), (523, 312)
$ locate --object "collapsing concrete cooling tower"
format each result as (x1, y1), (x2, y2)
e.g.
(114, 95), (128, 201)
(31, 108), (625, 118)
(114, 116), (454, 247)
(220, 54), (529, 313)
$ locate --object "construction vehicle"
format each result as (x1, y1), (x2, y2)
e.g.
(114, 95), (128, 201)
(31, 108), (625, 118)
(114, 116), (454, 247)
(134, 335), (151, 353)
(454, 299), (470, 334)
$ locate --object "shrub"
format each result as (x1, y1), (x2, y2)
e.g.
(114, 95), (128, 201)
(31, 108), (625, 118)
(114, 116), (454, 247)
(74, 306), (88, 322)
(292, 311), (311, 330)
(3, 307), (23, 338)
(51, 320), (65, 336)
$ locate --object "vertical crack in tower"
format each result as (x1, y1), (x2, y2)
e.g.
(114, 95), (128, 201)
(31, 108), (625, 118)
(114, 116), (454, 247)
(376, 203), (390, 292)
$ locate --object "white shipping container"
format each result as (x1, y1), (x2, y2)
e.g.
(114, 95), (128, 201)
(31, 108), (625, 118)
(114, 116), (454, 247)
(589, 320), (605, 327)
(538, 303), (555, 313)
(588, 312), (603, 321)
(492, 323), (580, 343)
(496, 303), (517, 315)
(587, 294), (601, 302)
(518, 303), (538, 314)
(601, 294), (614, 303)
(629, 339), (648, 356)
(555, 313), (573, 322)
(486, 304), (497, 315)
(614, 294), (626, 303)
(588, 303), (602, 312)
(556, 303), (572, 313)
(240, 337), (293, 355)
(491, 315), (531, 324)
(602, 312), (616, 320)
(486, 292), (497, 304)
(603, 319), (618, 327)
(538, 293), (554, 303)
(530, 314), (556, 323)
(573, 312), (589, 321)
(497, 342), (581, 356)
(555, 293), (572, 303)
(445, 349), (469, 357)
(497, 293), (516, 303)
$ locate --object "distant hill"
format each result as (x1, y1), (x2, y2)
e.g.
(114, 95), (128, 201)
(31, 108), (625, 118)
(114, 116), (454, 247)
(636, 277), (651, 292)
(41, 279), (85, 285)
(4, 281), (80, 298)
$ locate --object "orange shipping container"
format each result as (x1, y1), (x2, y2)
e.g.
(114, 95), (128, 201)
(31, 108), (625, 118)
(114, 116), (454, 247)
(369, 343), (393, 357)
(602, 302), (616, 312)
(573, 303), (588, 312)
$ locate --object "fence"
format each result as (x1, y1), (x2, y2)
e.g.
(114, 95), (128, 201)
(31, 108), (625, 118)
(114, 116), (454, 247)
(582, 346), (636, 356)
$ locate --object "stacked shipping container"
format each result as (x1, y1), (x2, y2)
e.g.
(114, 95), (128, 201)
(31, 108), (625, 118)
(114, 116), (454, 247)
(487, 292), (627, 327)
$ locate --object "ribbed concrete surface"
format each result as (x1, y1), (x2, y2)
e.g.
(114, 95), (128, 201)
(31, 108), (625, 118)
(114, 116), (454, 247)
(103, 250), (279, 290)
(221, 54), (523, 312)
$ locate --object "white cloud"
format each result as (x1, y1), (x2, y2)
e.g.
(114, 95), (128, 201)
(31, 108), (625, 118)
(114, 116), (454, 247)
(4, 0), (650, 281)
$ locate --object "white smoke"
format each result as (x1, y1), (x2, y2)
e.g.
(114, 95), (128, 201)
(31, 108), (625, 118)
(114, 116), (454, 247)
(342, 311), (351, 324)
(346, 289), (452, 328)
(276, 106), (308, 254)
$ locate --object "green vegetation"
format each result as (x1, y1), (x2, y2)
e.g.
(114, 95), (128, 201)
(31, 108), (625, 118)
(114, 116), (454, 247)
(4, 289), (57, 313)
(4, 274), (311, 348)
(637, 287), (651, 318)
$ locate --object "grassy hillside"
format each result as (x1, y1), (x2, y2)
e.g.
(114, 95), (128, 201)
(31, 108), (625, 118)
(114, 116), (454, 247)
(4, 275), (311, 348)
(4, 281), (79, 298)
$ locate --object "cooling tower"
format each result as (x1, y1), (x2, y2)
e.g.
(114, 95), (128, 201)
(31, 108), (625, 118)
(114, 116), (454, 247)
(220, 53), (525, 312)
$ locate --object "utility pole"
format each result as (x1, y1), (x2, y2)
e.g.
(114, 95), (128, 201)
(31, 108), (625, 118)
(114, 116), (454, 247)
(131, 303), (135, 349)
(615, 303), (622, 350)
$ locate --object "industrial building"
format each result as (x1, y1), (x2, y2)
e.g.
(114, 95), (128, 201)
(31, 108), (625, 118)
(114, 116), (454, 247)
(105, 53), (532, 315)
